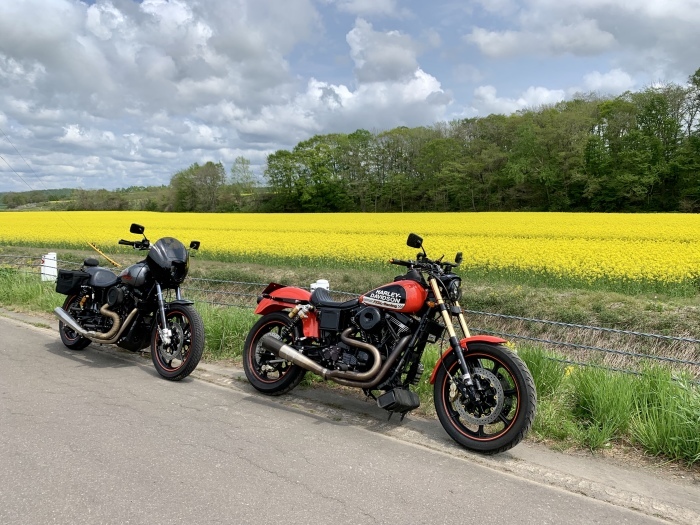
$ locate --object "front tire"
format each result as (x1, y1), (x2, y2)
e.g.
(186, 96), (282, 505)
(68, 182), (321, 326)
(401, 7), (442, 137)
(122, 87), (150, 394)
(58, 294), (92, 350)
(243, 312), (306, 395)
(433, 343), (536, 454)
(151, 304), (204, 381)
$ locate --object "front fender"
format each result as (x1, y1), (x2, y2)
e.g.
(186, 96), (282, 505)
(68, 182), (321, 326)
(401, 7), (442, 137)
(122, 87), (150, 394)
(167, 299), (195, 306)
(428, 335), (508, 385)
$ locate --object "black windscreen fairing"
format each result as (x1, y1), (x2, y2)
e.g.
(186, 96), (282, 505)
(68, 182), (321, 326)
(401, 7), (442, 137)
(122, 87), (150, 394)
(146, 237), (189, 285)
(148, 238), (187, 268)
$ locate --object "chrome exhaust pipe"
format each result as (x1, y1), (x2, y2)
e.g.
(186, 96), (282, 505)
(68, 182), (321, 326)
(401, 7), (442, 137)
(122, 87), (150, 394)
(260, 332), (411, 389)
(55, 306), (139, 345)
(260, 333), (334, 379)
(54, 307), (89, 337)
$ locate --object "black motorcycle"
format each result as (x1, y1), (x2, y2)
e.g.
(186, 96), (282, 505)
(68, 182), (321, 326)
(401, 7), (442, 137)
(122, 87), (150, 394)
(54, 223), (205, 381)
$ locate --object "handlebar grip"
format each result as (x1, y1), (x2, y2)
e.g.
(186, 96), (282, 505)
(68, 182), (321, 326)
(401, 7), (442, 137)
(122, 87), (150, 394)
(390, 258), (412, 267)
(118, 239), (133, 246)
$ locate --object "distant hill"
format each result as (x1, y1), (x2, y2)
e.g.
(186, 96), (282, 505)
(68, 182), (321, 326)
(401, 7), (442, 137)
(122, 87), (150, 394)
(0, 186), (169, 211)
(0, 188), (74, 210)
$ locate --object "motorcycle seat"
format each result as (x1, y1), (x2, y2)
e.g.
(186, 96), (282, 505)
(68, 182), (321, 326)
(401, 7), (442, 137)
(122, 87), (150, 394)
(310, 287), (359, 309)
(85, 266), (119, 288)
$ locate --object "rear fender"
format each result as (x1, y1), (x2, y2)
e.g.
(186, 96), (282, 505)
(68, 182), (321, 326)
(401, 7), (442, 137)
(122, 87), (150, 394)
(254, 285), (319, 338)
(428, 335), (508, 385)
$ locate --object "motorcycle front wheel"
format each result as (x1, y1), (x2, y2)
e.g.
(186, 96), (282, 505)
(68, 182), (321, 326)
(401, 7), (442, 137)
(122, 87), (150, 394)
(151, 304), (204, 381)
(58, 294), (92, 350)
(433, 343), (536, 454)
(243, 312), (306, 395)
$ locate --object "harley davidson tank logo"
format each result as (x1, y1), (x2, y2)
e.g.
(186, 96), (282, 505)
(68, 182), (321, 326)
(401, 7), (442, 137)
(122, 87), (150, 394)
(363, 286), (406, 309)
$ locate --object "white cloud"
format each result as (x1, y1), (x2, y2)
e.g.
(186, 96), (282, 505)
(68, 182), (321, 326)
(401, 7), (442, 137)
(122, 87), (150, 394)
(582, 69), (635, 93)
(328, 0), (402, 17)
(347, 18), (420, 83)
(467, 0), (700, 81)
(2, 0), (696, 193)
(471, 85), (566, 115)
(466, 19), (616, 58)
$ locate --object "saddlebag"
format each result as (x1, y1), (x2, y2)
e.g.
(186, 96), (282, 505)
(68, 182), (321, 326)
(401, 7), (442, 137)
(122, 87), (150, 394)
(55, 269), (90, 295)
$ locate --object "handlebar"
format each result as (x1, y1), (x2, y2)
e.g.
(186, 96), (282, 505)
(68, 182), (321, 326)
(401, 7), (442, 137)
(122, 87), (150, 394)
(118, 239), (149, 250)
(390, 257), (459, 273)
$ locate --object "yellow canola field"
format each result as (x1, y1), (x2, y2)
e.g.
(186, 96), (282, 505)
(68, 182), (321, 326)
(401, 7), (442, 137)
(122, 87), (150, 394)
(2, 211), (700, 284)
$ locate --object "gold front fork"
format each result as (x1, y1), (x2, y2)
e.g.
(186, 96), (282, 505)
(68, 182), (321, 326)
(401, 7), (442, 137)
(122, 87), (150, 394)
(428, 278), (471, 339)
(428, 277), (473, 383)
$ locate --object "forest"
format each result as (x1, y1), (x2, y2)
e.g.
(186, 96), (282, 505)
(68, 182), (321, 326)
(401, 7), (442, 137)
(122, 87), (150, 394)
(3, 68), (700, 214)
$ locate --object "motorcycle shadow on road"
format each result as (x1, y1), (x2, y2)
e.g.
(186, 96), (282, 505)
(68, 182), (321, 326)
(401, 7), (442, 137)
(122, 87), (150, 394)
(43, 340), (187, 381)
(233, 374), (488, 460)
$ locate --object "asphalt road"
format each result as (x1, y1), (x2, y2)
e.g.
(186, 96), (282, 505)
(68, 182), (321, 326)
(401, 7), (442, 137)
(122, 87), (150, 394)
(0, 314), (678, 524)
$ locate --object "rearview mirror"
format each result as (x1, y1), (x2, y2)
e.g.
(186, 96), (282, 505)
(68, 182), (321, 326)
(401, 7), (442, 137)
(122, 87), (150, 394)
(190, 241), (200, 250)
(130, 223), (145, 235)
(455, 252), (463, 265)
(406, 233), (423, 249)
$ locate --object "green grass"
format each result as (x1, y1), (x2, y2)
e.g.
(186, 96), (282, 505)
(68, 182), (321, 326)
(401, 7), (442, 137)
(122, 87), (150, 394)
(569, 366), (636, 449)
(0, 268), (63, 311)
(518, 346), (700, 465)
(197, 303), (257, 360)
(632, 368), (700, 464)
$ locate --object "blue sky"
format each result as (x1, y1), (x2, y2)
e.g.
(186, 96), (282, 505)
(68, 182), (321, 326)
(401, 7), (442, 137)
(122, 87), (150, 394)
(1, 0), (699, 192)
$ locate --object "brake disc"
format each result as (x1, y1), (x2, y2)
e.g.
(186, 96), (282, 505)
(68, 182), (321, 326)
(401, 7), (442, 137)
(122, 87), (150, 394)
(159, 323), (184, 362)
(448, 367), (505, 425)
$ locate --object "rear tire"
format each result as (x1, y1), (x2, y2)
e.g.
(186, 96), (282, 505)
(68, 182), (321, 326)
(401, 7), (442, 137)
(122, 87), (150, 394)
(433, 343), (536, 454)
(151, 304), (204, 381)
(58, 295), (91, 350)
(243, 312), (306, 395)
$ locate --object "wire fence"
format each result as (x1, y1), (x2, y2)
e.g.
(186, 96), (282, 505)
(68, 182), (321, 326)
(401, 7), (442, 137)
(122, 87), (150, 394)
(3, 254), (699, 381)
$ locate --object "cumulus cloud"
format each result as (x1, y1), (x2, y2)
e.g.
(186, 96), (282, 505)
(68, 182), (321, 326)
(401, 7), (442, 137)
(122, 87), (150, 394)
(471, 85), (566, 115)
(325, 0), (404, 17)
(582, 69), (635, 94)
(1, 0), (696, 194)
(466, 0), (700, 80)
(347, 18), (420, 83)
(0, 1), (450, 192)
(466, 19), (616, 58)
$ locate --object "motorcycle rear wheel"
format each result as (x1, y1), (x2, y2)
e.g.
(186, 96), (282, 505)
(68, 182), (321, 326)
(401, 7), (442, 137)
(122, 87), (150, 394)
(151, 304), (204, 381)
(58, 294), (92, 350)
(433, 343), (536, 454)
(243, 312), (306, 395)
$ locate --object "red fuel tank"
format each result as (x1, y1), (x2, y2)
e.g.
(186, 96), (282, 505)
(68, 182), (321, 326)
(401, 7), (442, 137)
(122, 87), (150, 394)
(360, 280), (428, 313)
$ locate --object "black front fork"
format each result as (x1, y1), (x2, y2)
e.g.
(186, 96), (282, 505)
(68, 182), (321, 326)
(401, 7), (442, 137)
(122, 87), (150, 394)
(155, 283), (172, 347)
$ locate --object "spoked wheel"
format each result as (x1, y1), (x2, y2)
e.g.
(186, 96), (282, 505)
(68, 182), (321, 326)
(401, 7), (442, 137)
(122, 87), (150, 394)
(243, 312), (306, 395)
(151, 304), (204, 381)
(58, 294), (91, 350)
(433, 343), (537, 454)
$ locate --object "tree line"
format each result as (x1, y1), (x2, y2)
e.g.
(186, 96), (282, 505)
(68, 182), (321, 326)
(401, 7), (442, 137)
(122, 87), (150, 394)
(3, 67), (699, 213)
(263, 68), (700, 213)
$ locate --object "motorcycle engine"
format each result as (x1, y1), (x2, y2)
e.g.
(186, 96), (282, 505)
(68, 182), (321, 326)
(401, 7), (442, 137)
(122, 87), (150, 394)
(321, 343), (371, 372)
(106, 284), (134, 315)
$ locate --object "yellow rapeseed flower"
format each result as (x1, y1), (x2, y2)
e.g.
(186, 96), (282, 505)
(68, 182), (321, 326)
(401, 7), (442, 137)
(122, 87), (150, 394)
(1, 211), (699, 285)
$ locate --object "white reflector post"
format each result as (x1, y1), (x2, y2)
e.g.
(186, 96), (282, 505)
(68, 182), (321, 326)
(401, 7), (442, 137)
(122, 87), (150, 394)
(41, 252), (58, 282)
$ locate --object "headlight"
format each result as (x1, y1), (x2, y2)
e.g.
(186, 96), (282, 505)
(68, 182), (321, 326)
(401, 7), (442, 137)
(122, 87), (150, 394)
(448, 278), (462, 301)
(170, 260), (188, 284)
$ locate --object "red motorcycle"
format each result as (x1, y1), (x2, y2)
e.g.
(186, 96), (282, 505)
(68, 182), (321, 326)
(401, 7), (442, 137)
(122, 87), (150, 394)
(242, 233), (536, 453)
